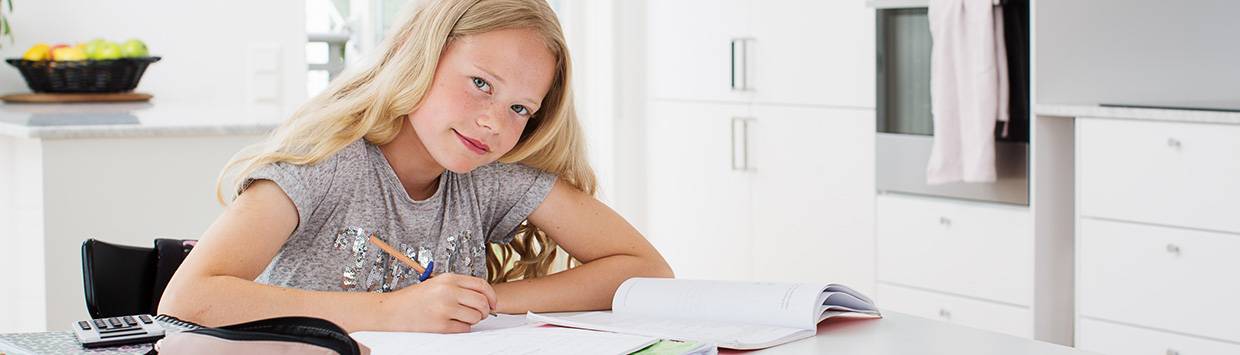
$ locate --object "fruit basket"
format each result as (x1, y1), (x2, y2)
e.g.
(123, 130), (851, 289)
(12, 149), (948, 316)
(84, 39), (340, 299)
(5, 57), (161, 93)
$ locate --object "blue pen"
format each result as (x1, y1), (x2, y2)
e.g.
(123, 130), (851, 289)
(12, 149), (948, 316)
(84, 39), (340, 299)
(418, 261), (435, 282)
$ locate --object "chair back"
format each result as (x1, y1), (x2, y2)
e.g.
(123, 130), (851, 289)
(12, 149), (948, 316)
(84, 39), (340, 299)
(81, 238), (196, 318)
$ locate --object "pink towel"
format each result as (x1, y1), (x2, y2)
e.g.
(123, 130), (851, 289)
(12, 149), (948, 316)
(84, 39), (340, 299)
(926, 0), (1009, 184)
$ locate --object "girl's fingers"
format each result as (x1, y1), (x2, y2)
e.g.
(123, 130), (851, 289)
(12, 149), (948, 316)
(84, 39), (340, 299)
(449, 303), (485, 325)
(450, 274), (498, 309)
(456, 288), (492, 319)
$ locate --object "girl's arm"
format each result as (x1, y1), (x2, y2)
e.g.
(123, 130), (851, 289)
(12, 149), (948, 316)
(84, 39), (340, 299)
(492, 180), (675, 313)
(159, 180), (497, 333)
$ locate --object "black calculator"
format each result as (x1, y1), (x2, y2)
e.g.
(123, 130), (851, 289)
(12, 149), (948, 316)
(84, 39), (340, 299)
(71, 314), (166, 348)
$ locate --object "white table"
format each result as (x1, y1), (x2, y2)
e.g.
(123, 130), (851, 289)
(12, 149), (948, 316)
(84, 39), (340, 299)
(738, 312), (1094, 355)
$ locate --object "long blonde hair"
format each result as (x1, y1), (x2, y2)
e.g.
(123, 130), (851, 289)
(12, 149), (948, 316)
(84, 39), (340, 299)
(218, 0), (595, 284)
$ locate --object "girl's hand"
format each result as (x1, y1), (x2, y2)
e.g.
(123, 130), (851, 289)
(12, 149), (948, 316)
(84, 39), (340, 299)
(378, 273), (498, 333)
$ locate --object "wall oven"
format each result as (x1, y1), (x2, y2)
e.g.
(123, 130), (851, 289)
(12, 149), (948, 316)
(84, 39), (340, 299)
(875, 1), (1030, 205)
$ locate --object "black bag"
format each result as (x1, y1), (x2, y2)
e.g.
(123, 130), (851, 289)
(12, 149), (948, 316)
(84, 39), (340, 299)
(152, 316), (368, 355)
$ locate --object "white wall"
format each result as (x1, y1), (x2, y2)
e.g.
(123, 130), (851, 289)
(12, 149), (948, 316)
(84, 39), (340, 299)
(0, 0), (307, 118)
(1036, 0), (1240, 104)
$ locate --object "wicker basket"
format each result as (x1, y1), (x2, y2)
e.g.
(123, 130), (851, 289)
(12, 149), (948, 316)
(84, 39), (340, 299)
(5, 57), (161, 93)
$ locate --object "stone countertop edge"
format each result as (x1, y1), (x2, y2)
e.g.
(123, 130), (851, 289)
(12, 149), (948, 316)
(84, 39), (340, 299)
(1034, 103), (1240, 126)
(0, 122), (277, 139)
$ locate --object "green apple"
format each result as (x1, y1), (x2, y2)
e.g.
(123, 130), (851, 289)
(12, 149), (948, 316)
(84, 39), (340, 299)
(119, 39), (149, 58)
(92, 42), (123, 60)
(83, 38), (108, 58)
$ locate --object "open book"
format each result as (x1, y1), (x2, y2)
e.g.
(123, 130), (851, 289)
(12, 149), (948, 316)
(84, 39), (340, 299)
(528, 277), (881, 350)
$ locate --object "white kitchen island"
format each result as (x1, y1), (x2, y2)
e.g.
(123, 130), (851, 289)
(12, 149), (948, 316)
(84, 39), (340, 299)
(0, 101), (277, 333)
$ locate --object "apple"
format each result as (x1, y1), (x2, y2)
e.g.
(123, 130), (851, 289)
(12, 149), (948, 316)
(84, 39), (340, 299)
(83, 38), (109, 58)
(52, 46), (88, 61)
(92, 42), (123, 60)
(23, 43), (52, 61)
(47, 44), (69, 60)
(119, 39), (149, 58)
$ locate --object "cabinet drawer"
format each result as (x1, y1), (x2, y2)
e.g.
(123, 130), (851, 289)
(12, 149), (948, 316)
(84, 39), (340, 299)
(1079, 218), (1240, 342)
(877, 283), (1032, 338)
(1078, 318), (1240, 355)
(877, 194), (1032, 306)
(1078, 118), (1240, 233)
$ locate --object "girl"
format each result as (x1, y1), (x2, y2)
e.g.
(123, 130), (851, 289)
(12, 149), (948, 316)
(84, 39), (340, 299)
(159, 0), (673, 333)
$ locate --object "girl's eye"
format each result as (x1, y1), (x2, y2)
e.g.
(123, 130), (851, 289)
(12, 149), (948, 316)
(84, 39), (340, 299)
(471, 77), (491, 92)
(511, 104), (531, 116)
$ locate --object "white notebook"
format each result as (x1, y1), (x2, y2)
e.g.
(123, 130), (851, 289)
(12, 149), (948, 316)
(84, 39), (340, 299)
(351, 314), (659, 355)
(528, 277), (881, 350)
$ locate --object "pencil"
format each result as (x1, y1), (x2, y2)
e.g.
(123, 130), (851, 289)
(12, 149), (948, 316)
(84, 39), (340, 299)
(367, 234), (434, 281)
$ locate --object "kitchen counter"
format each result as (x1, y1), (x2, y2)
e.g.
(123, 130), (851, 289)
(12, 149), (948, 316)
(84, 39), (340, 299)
(0, 100), (276, 333)
(1035, 103), (1240, 125)
(0, 101), (280, 139)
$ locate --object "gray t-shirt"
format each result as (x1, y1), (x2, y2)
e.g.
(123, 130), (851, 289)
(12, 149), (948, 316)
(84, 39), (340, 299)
(241, 139), (556, 293)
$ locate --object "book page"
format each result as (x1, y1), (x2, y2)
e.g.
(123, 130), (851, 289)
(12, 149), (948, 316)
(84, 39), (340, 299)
(351, 325), (657, 355)
(612, 278), (828, 329)
(527, 311), (812, 350)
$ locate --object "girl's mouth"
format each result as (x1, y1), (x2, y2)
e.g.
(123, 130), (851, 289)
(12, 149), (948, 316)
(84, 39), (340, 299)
(453, 129), (490, 155)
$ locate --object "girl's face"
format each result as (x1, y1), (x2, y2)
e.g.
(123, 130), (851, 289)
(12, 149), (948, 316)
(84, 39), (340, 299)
(408, 28), (557, 174)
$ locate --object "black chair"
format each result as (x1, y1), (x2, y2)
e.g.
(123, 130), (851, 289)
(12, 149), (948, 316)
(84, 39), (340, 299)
(81, 238), (196, 318)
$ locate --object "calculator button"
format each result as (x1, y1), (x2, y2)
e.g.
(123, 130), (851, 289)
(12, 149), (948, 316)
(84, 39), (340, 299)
(78, 321), (91, 330)
(139, 315), (153, 324)
(93, 319), (107, 329)
(123, 316), (137, 326)
(108, 317), (122, 327)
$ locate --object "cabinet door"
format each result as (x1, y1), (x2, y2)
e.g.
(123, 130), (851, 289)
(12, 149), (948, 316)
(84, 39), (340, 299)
(647, 0), (753, 102)
(645, 101), (754, 281)
(1078, 118), (1240, 234)
(750, 0), (875, 107)
(749, 105), (875, 293)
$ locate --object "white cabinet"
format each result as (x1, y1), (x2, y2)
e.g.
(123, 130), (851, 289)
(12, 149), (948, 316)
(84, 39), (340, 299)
(646, 0), (874, 108)
(1077, 318), (1240, 355)
(645, 101), (754, 281)
(875, 193), (1041, 339)
(749, 106), (874, 288)
(1075, 117), (1240, 353)
(645, 101), (876, 290)
(647, 0), (753, 103)
(643, 0), (877, 290)
(877, 283), (1032, 339)
(1078, 117), (1240, 234)
(750, 0), (875, 107)
(1078, 218), (1240, 344)
(876, 194), (1033, 306)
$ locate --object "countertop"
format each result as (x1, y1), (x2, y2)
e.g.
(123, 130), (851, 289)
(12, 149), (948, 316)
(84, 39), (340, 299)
(0, 101), (280, 139)
(1035, 103), (1240, 125)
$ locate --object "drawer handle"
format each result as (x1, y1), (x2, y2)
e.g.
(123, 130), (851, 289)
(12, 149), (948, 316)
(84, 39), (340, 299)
(1166, 138), (1182, 149)
(1166, 243), (1181, 255)
(1166, 349), (1180, 355)
(939, 217), (952, 227)
(938, 308), (952, 319)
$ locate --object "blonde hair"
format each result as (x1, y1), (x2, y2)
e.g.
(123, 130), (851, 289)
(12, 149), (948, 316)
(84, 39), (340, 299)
(218, 0), (595, 284)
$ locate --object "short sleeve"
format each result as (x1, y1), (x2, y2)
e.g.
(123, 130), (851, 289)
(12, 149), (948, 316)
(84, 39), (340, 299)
(239, 157), (341, 232)
(472, 163), (557, 243)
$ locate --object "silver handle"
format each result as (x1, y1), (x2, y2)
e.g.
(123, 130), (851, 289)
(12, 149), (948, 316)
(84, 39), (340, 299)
(939, 217), (952, 227)
(1165, 349), (1180, 355)
(1167, 138), (1182, 149)
(731, 117), (752, 171)
(938, 308), (952, 319)
(730, 38), (750, 91)
(1166, 243), (1181, 255)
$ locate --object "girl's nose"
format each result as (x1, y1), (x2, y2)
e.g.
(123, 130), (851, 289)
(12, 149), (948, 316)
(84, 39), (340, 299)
(475, 104), (505, 134)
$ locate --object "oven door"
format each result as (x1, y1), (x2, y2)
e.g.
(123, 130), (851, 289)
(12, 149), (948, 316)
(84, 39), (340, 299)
(875, 6), (1029, 206)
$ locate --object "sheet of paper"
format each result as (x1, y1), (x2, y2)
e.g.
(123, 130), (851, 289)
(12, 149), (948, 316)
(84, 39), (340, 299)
(527, 311), (812, 350)
(351, 325), (658, 355)
(469, 313), (530, 332)
(613, 278), (829, 329)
